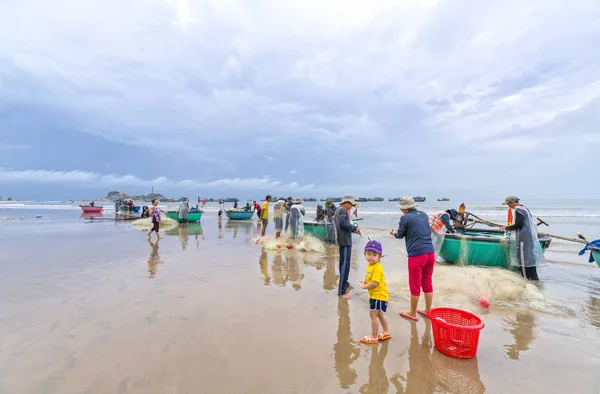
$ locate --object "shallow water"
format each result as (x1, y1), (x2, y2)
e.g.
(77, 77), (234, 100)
(1, 205), (600, 393)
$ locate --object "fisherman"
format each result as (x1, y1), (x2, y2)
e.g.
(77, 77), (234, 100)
(233, 199), (239, 209)
(289, 198), (306, 239)
(335, 195), (361, 299)
(244, 202), (251, 212)
(429, 209), (458, 257)
(325, 199), (337, 245)
(141, 206), (150, 218)
(390, 196), (435, 321)
(179, 197), (190, 223)
(284, 196), (294, 232)
(500, 196), (545, 281)
(273, 198), (286, 239)
(253, 200), (262, 220)
(90, 201), (95, 207)
(260, 195), (272, 237)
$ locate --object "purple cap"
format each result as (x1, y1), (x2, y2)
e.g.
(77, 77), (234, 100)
(364, 240), (382, 254)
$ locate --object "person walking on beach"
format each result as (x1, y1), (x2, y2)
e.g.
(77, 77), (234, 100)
(273, 198), (286, 239)
(179, 197), (190, 223)
(325, 199), (337, 245)
(359, 240), (391, 344)
(260, 195), (272, 237)
(218, 200), (225, 218)
(147, 199), (168, 240)
(335, 195), (361, 299)
(390, 196), (435, 321)
(289, 198), (306, 239)
(500, 196), (545, 280)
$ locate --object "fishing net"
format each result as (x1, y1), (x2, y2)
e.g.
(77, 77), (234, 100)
(254, 234), (326, 253)
(131, 216), (179, 231)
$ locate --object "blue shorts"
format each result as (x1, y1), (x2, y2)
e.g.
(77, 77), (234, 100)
(369, 299), (388, 312)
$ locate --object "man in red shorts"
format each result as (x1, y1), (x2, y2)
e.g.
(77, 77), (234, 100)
(390, 196), (435, 322)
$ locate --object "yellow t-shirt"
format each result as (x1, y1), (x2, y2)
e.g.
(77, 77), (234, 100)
(365, 262), (388, 301)
(261, 201), (269, 220)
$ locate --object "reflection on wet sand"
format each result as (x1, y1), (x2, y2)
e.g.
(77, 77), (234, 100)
(334, 299), (361, 389)
(218, 217), (223, 239)
(359, 340), (390, 394)
(259, 250), (270, 285)
(504, 312), (536, 360)
(225, 221), (253, 239)
(323, 246), (340, 291)
(165, 223), (204, 249)
(146, 238), (163, 279)
(286, 252), (304, 291)
(390, 320), (486, 394)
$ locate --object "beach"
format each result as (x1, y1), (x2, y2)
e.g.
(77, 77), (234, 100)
(1, 200), (599, 393)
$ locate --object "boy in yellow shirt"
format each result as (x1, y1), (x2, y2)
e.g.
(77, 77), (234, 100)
(260, 195), (272, 237)
(359, 240), (391, 344)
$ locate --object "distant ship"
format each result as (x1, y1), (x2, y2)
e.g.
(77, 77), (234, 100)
(389, 197), (400, 202)
(413, 196), (426, 202)
(437, 197), (450, 202)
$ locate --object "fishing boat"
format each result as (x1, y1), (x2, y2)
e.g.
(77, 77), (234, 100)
(589, 245), (600, 269)
(303, 221), (328, 240)
(79, 205), (103, 213)
(437, 197), (450, 202)
(414, 196), (426, 202)
(225, 210), (254, 220)
(166, 210), (203, 223)
(439, 228), (552, 268)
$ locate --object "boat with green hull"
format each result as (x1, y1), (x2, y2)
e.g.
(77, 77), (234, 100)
(225, 210), (254, 220)
(589, 245), (600, 269)
(439, 228), (552, 268)
(303, 221), (328, 240)
(166, 210), (203, 223)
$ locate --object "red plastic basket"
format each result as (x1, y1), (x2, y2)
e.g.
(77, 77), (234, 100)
(428, 307), (484, 359)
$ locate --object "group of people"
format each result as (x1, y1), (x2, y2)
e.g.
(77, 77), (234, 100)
(255, 195), (307, 238)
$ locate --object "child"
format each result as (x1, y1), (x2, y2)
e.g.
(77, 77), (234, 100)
(147, 199), (168, 240)
(359, 240), (391, 344)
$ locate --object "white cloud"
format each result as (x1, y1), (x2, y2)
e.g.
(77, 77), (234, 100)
(0, 167), (316, 192)
(0, 144), (29, 151)
(289, 169), (297, 175)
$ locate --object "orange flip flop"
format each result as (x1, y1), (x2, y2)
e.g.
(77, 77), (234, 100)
(399, 312), (419, 322)
(378, 332), (392, 341)
(360, 336), (379, 344)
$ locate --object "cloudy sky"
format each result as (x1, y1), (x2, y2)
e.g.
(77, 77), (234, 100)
(1, 0), (599, 200)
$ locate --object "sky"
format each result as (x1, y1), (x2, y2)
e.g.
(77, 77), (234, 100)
(1, 0), (599, 201)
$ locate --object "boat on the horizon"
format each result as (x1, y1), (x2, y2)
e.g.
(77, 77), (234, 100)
(225, 210), (254, 220)
(79, 205), (103, 213)
(413, 196), (426, 202)
(437, 197), (450, 202)
(166, 210), (202, 223)
(439, 228), (552, 268)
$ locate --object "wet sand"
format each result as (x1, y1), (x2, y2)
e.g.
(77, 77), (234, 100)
(0, 216), (599, 393)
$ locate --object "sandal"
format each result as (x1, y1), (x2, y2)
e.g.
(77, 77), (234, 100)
(378, 332), (392, 341)
(360, 336), (379, 344)
(399, 312), (419, 322)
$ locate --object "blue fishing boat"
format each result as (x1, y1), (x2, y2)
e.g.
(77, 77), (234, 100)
(225, 210), (254, 220)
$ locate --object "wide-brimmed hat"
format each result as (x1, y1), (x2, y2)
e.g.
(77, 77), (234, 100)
(364, 240), (383, 255)
(502, 195), (520, 205)
(277, 198), (285, 203)
(325, 199), (334, 207)
(340, 195), (357, 206)
(398, 196), (418, 210)
(295, 198), (304, 203)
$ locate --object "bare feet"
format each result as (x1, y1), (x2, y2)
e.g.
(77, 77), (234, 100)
(347, 284), (354, 290)
(341, 294), (351, 300)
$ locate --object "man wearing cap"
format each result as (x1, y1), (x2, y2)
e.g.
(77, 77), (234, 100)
(390, 196), (435, 321)
(500, 196), (545, 280)
(335, 195), (362, 299)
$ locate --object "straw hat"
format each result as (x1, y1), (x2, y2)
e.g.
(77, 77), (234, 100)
(340, 195), (358, 206)
(295, 198), (304, 203)
(398, 196), (418, 210)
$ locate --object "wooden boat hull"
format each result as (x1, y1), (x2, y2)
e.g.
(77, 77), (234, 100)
(79, 205), (103, 213)
(439, 228), (552, 268)
(166, 211), (202, 223)
(303, 221), (328, 240)
(225, 210), (254, 220)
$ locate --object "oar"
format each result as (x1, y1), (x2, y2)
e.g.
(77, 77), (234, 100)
(538, 232), (588, 245)
(466, 212), (504, 228)
(577, 232), (589, 243)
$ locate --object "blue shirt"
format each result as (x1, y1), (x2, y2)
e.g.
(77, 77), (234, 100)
(395, 209), (435, 256)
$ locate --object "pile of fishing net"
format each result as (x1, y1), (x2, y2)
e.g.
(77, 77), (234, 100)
(131, 216), (179, 231)
(253, 234), (326, 253)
